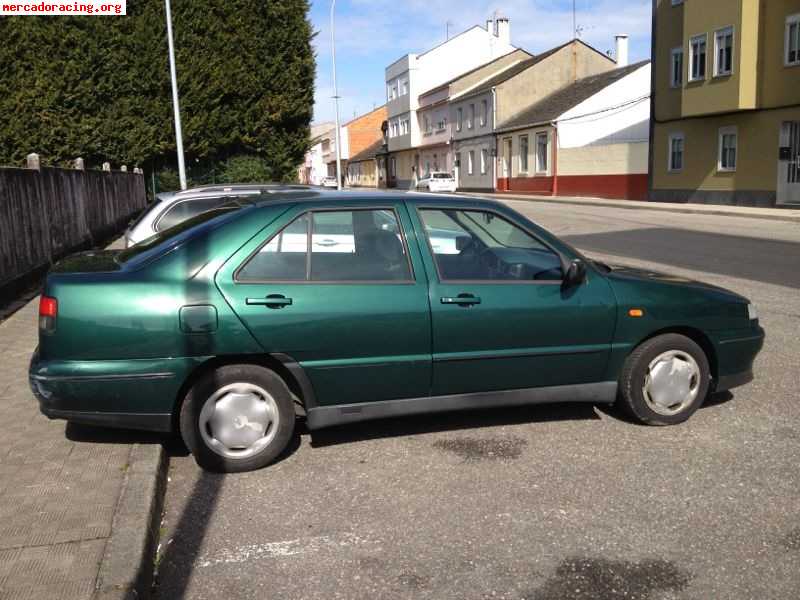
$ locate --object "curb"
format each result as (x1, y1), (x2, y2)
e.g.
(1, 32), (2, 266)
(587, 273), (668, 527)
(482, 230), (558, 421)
(471, 194), (800, 223)
(93, 443), (168, 600)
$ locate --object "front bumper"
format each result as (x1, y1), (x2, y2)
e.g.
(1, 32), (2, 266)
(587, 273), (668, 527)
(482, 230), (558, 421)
(28, 350), (205, 432)
(712, 325), (765, 392)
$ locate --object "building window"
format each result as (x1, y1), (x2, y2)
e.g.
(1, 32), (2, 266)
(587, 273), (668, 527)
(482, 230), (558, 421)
(468, 150), (475, 175)
(671, 0), (683, 5)
(670, 47), (684, 87)
(519, 135), (529, 173)
(390, 157), (397, 177)
(714, 27), (734, 76)
(787, 14), (800, 66)
(480, 100), (488, 127)
(401, 79), (409, 96)
(718, 127), (737, 172)
(455, 152), (462, 171)
(689, 34), (707, 81)
(423, 115), (431, 134)
(536, 133), (548, 174)
(468, 104), (475, 129)
(480, 148), (488, 174)
(457, 108), (463, 131)
(668, 133), (684, 172)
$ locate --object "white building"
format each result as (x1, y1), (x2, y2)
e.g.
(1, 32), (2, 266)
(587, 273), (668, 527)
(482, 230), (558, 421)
(384, 16), (516, 188)
(299, 122), (336, 185)
(495, 59), (652, 199)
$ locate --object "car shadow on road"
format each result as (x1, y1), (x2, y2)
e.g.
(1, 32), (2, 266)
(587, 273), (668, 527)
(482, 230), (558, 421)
(305, 402), (601, 448)
(594, 391), (735, 424)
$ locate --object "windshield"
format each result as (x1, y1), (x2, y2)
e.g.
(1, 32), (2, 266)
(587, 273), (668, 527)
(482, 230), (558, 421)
(116, 205), (241, 264)
(433, 173), (452, 179)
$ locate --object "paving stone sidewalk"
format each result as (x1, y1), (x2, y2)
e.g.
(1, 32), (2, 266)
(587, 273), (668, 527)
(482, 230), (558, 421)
(0, 298), (146, 600)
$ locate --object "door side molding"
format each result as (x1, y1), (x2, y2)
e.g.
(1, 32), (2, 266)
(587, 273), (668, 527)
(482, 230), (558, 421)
(306, 381), (617, 430)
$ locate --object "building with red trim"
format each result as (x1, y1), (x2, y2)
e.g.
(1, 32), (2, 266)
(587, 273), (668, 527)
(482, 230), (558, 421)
(493, 60), (651, 200)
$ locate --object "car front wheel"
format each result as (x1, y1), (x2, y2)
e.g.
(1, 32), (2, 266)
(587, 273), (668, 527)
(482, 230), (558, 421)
(180, 364), (296, 472)
(617, 333), (710, 426)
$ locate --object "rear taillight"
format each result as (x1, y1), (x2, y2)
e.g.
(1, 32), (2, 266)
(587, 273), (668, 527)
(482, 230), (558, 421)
(39, 296), (58, 333)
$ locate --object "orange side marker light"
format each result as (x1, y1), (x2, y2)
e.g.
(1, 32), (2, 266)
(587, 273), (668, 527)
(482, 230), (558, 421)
(628, 308), (644, 318)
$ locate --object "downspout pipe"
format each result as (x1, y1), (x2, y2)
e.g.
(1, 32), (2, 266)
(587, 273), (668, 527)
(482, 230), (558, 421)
(492, 87), (498, 191)
(551, 121), (558, 197)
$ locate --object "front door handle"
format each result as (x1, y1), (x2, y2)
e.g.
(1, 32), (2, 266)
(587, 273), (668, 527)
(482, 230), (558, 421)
(441, 294), (481, 306)
(246, 294), (293, 308)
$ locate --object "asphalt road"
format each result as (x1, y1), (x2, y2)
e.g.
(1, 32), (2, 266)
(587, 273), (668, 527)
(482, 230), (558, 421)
(154, 201), (800, 600)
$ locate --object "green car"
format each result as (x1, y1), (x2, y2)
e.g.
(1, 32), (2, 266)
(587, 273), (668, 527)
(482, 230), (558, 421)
(29, 191), (764, 472)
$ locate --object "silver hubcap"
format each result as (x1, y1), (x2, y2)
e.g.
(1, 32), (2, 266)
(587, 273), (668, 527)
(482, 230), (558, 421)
(198, 383), (279, 459)
(642, 350), (701, 416)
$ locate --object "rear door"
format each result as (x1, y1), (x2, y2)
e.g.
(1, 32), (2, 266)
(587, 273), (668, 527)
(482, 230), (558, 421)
(216, 200), (432, 407)
(407, 201), (616, 397)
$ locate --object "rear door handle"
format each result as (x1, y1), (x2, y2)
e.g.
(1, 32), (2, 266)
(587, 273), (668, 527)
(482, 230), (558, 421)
(441, 294), (481, 306)
(246, 294), (293, 308)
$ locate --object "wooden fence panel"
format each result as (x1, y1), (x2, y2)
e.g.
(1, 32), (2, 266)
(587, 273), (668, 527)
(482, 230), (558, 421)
(0, 166), (146, 288)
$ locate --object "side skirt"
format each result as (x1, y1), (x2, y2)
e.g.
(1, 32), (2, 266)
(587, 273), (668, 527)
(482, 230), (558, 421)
(306, 381), (618, 430)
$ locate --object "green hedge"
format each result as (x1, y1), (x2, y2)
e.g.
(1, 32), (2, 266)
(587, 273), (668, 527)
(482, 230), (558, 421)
(0, 0), (315, 182)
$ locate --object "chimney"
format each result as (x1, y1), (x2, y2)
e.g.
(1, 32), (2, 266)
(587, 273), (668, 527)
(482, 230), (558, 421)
(615, 34), (629, 67)
(486, 19), (494, 34)
(495, 17), (510, 46)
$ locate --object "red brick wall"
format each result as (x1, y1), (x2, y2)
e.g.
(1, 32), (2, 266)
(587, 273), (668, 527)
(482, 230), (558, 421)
(345, 106), (388, 159)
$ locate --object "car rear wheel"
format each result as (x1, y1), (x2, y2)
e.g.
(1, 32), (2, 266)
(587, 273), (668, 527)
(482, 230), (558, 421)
(179, 364), (295, 472)
(617, 333), (710, 426)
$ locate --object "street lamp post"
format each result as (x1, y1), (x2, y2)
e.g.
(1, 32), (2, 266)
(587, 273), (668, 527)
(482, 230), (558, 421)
(165, 0), (187, 190)
(330, 0), (343, 190)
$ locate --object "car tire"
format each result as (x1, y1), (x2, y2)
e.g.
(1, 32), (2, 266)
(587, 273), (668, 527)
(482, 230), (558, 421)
(617, 333), (710, 426)
(179, 364), (296, 473)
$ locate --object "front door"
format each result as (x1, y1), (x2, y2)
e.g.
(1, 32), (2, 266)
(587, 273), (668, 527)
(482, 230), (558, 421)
(409, 203), (616, 397)
(216, 202), (431, 406)
(778, 121), (800, 205)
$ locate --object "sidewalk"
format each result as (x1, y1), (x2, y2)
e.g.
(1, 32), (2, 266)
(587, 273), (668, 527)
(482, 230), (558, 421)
(0, 297), (165, 599)
(472, 192), (800, 223)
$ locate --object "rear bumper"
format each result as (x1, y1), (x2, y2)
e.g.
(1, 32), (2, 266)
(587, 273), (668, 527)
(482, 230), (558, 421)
(29, 350), (206, 433)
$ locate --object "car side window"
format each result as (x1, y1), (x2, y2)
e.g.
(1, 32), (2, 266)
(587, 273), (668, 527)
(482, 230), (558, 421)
(419, 208), (563, 282)
(237, 209), (413, 282)
(156, 196), (232, 232)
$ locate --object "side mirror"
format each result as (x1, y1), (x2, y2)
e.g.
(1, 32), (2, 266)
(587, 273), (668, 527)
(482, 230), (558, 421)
(563, 259), (587, 288)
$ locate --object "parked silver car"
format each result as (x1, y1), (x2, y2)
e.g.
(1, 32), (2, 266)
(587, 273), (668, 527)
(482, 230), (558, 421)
(124, 184), (312, 247)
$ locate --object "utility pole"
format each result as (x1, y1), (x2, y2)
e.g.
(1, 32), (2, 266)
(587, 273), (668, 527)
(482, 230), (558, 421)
(165, 0), (187, 190)
(331, 0), (343, 190)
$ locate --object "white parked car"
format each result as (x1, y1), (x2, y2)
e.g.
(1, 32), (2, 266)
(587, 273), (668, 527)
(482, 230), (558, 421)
(124, 184), (311, 247)
(321, 176), (339, 188)
(417, 172), (457, 193)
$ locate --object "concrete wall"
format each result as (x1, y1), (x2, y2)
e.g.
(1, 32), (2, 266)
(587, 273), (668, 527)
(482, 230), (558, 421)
(347, 159), (378, 187)
(454, 135), (495, 190)
(495, 42), (615, 125)
(0, 165), (146, 290)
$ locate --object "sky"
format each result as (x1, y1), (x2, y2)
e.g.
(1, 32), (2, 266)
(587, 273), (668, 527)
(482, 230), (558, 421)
(309, 0), (653, 125)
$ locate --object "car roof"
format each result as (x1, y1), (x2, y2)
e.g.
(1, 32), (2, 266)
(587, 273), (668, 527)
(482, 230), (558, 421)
(243, 188), (505, 211)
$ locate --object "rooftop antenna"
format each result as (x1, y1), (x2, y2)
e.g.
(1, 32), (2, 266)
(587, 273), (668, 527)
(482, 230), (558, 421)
(572, 0), (576, 39)
(446, 19), (453, 40)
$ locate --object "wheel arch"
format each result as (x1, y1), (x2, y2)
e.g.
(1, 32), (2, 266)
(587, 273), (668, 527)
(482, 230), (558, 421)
(171, 353), (316, 431)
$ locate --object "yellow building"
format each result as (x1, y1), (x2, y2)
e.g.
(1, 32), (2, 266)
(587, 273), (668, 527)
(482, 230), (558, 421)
(651, 0), (800, 206)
